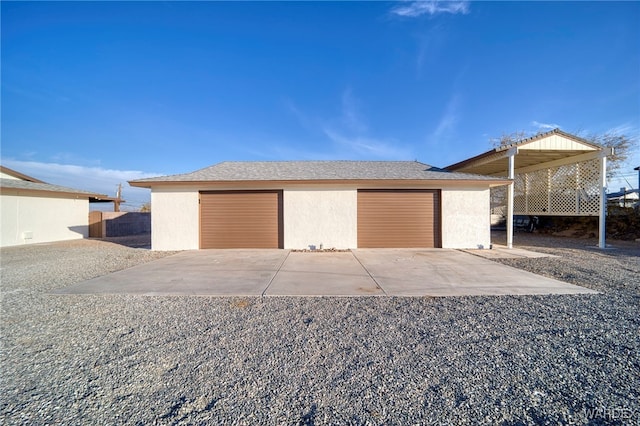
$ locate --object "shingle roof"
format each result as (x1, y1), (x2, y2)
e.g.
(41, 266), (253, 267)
(0, 178), (109, 198)
(130, 161), (507, 184)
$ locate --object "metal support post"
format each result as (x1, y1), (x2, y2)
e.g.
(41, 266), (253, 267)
(506, 151), (515, 249)
(598, 154), (607, 249)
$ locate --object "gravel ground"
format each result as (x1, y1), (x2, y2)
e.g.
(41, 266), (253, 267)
(1, 235), (639, 425)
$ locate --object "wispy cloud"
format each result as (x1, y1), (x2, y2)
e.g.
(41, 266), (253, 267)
(0, 159), (162, 210)
(284, 88), (412, 160)
(415, 25), (444, 78)
(431, 93), (460, 141)
(391, 0), (470, 17)
(323, 129), (411, 160)
(532, 120), (561, 130)
(326, 88), (411, 159)
(340, 87), (368, 133)
(244, 142), (341, 161)
(284, 98), (317, 132)
(3, 83), (74, 104)
(606, 122), (639, 139)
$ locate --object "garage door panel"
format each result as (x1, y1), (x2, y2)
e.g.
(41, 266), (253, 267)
(200, 191), (282, 249)
(358, 190), (440, 248)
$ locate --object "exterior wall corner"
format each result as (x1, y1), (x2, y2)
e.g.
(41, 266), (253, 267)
(150, 188), (199, 251)
(440, 187), (491, 249)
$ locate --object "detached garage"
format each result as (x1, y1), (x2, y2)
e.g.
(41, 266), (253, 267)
(129, 161), (509, 251)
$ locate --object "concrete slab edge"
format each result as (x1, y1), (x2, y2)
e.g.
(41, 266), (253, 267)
(260, 250), (291, 296)
(349, 249), (388, 296)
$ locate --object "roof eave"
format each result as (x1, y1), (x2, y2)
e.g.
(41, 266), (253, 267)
(444, 149), (506, 172)
(0, 165), (46, 183)
(129, 178), (511, 188)
(0, 186), (109, 199)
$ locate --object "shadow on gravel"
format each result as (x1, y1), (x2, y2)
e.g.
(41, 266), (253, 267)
(492, 231), (640, 257)
(92, 234), (151, 249)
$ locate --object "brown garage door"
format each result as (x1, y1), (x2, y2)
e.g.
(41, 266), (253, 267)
(200, 190), (283, 249)
(357, 189), (441, 248)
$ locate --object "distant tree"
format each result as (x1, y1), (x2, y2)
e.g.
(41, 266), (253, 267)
(139, 202), (151, 212)
(489, 130), (543, 148)
(582, 132), (634, 179)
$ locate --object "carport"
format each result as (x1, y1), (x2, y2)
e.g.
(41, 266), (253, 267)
(445, 129), (613, 248)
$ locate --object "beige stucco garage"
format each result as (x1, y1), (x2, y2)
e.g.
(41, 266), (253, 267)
(129, 161), (510, 251)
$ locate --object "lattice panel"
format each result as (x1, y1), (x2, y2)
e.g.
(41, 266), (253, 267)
(574, 158), (601, 214)
(491, 158), (601, 217)
(549, 163), (577, 213)
(555, 159), (599, 215)
(524, 170), (550, 213)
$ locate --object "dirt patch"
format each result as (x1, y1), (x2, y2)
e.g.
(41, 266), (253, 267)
(533, 209), (640, 240)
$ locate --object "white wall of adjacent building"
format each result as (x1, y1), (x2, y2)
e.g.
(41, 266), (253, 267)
(0, 171), (20, 180)
(440, 187), (491, 249)
(283, 188), (357, 249)
(0, 193), (89, 247)
(150, 188), (199, 251)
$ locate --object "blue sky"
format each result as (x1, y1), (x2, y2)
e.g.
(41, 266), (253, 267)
(2, 1), (639, 210)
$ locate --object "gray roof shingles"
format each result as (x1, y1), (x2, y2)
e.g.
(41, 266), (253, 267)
(0, 178), (106, 197)
(131, 161), (505, 183)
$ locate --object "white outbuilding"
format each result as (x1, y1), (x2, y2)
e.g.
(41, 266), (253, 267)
(0, 166), (112, 247)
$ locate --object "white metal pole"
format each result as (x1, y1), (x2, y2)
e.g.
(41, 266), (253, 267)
(598, 154), (607, 249)
(507, 152), (515, 249)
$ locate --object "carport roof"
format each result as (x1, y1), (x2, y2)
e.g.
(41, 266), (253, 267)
(444, 129), (604, 176)
(129, 160), (510, 187)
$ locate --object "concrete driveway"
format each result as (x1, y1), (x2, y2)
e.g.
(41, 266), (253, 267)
(54, 249), (597, 297)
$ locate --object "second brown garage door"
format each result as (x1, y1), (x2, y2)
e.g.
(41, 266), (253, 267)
(200, 190), (283, 249)
(357, 189), (441, 248)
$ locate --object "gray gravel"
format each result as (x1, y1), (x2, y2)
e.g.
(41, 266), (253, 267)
(1, 234), (639, 425)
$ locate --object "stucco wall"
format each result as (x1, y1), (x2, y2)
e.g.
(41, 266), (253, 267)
(0, 194), (89, 247)
(441, 188), (490, 249)
(148, 184), (493, 251)
(283, 188), (357, 249)
(151, 189), (199, 250)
